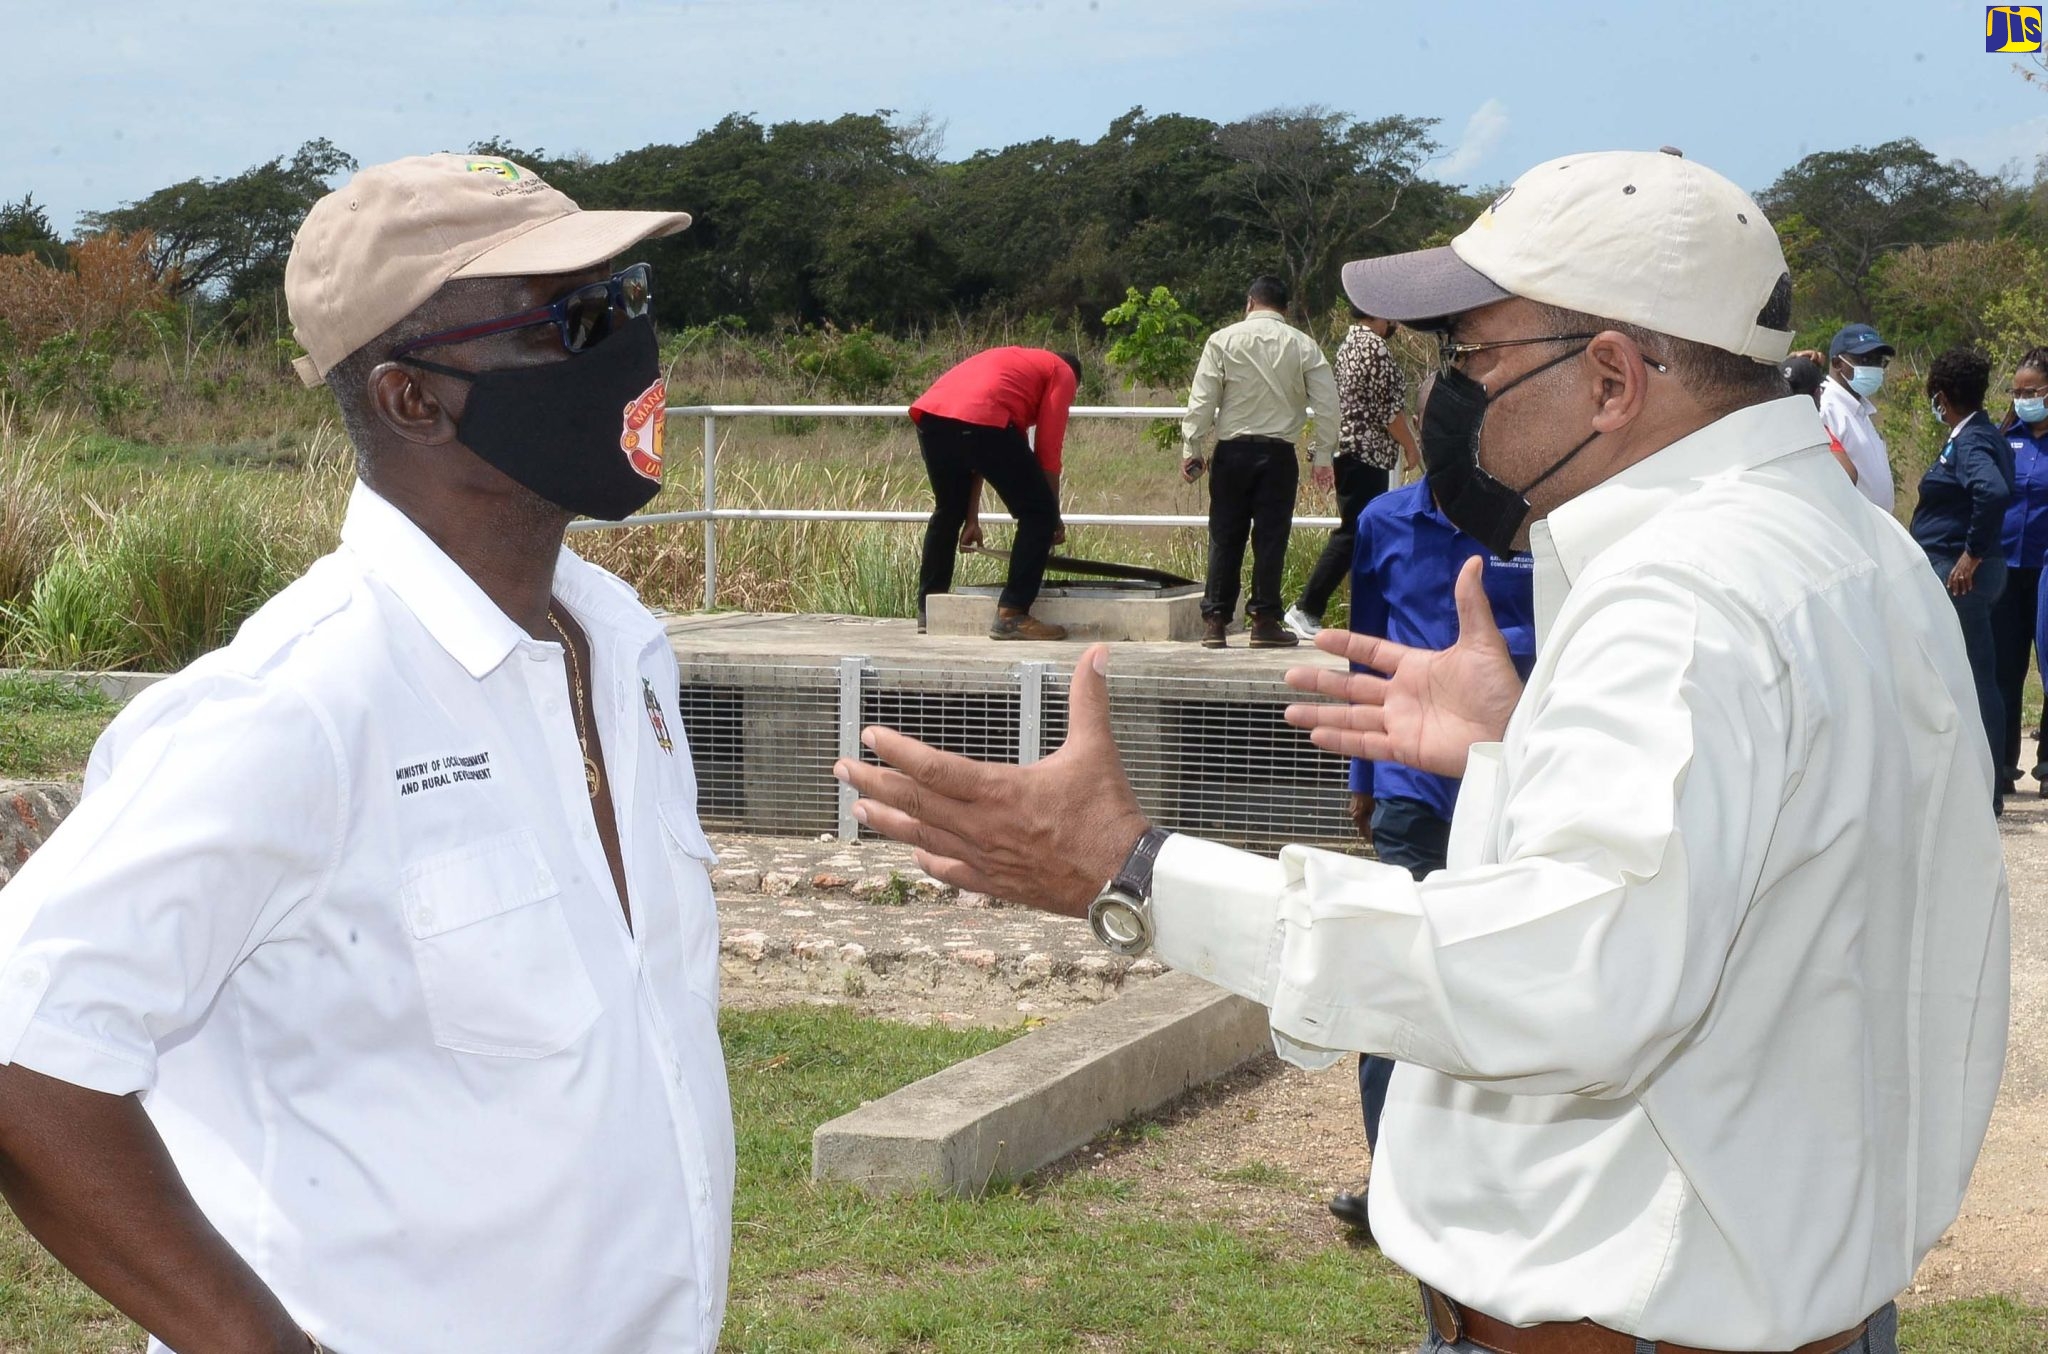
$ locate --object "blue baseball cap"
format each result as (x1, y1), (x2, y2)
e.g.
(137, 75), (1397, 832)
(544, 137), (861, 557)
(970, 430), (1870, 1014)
(1828, 323), (1894, 363)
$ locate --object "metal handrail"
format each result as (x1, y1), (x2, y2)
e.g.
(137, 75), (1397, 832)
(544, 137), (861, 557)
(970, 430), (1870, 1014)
(565, 404), (1341, 609)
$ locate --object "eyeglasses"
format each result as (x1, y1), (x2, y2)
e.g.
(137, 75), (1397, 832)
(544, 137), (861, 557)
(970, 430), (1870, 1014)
(392, 262), (653, 361)
(2013, 382), (2048, 399)
(1436, 332), (1667, 378)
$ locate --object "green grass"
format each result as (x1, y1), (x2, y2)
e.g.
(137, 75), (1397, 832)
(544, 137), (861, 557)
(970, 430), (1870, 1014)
(0, 673), (116, 778)
(720, 1006), (1421, 1353)
(1898, 1296), (2048, 1350)
(0, 1005), (2041, 1351)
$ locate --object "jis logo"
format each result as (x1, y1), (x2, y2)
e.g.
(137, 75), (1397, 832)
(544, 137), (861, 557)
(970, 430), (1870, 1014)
(1987, 6), (2043, 52)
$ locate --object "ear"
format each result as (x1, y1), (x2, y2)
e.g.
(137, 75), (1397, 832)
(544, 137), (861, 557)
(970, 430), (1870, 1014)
(1583, 331), (1654, 435)
(368, 363), (462, 447)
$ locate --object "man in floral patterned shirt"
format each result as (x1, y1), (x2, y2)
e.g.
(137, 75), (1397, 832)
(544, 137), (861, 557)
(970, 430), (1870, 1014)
(1285, 307), (1419, 638)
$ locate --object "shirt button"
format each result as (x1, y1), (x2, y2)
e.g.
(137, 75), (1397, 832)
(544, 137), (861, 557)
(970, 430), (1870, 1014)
(15, 966), (41, 990)
(527, 649), (549, 664)
(415, 904), (436, 928)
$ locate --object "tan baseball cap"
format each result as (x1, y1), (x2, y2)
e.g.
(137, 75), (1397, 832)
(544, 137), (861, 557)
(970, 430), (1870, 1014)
(1341, 149), (1792, 364)
(284, 153), (692, 386)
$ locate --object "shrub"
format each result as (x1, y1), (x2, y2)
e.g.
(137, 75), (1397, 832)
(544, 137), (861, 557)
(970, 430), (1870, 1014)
(100, 486), (289, 670)
(0, 410), (63, 612)
(1, 547), (131, 670)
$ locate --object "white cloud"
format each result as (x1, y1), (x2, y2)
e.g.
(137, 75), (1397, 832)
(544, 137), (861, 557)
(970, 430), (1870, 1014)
(1430, 98), (1510, 181)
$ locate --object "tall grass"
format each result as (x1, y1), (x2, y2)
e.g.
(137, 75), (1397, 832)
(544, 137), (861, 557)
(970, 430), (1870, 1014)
(0, 412), (349, 671)
(1, 318), (1386, 670)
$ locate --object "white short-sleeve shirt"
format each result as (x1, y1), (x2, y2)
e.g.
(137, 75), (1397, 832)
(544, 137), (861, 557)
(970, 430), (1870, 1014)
(0, 482), (733, 1353)
(1818, 375), (1895, 511)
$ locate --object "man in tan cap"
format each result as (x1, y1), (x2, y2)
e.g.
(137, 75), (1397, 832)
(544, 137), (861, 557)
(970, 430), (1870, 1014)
(0, 155), (731, 1353)
(834, 150), (2008, 1352)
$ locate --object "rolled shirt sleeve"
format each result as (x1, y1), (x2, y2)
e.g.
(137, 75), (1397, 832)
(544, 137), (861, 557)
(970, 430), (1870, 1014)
(1179, 339), (1224, 459)
(1151, 563), (1790, 1097)
(0, 674), (345, 1096)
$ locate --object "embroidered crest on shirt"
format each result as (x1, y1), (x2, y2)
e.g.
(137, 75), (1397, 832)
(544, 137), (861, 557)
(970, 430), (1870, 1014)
(643, 679), (674, 753)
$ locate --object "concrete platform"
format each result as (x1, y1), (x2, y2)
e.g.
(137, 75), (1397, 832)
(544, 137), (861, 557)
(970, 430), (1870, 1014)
(926, 583), (1205, 643)
(662, 612), (1343, 679)
(811, 971), (1271, 1195)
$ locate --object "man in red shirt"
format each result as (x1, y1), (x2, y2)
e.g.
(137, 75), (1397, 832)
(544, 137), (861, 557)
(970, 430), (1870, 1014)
(910, 347), (1080, 640)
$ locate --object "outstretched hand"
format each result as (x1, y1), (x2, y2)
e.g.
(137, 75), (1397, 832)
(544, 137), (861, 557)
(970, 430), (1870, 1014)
(833, 645), (1150, 915)
(1282, 556), (1524, 778)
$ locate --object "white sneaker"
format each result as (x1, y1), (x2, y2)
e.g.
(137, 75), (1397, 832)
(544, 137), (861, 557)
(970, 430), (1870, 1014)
(1283, 606), (1321, 640)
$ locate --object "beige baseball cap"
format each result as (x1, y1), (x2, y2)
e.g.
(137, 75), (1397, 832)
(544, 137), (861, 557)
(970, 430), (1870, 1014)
(1341, 148), (1792, 364)
(284, 153), (692, 386)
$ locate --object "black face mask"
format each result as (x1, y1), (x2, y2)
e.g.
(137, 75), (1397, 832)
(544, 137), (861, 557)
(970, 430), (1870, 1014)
(1421, 344), (1597, 558)
(403, 314), (666, 521)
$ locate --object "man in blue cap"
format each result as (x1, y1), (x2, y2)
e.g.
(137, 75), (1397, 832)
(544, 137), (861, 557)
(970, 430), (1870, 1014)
(1819, 323), (1897, 511)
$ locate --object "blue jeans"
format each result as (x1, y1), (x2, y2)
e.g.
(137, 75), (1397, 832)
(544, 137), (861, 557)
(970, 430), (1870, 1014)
(1361, 798), (1450, 1152)
(1931, 552), (2007, 808)
(1417, 1299), (1899, 1353)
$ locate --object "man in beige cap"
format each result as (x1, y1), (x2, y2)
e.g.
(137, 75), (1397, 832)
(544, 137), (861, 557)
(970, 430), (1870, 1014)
(0, 155), (731, 1353)
(834, 150), (2008, 1352)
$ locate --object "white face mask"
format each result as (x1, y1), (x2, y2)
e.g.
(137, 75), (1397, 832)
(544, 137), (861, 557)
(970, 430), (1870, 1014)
(1847, 364), (1885, 398)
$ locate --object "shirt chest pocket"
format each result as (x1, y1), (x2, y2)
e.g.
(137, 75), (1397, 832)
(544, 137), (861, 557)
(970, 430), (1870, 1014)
(400, 828), (602, 1058)
(657, 799), (721, 1003)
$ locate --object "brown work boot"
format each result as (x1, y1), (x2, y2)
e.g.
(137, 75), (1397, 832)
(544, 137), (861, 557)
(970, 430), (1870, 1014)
(1247, 615), (1300, 648)
(1201, 616), (1229, 649)
(990, 608), (1067, 641)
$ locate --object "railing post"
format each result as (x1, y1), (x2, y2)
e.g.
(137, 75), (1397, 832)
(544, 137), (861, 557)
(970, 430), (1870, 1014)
(1017, 661), (1049, 765)
(702, 413), (719, 611)
(836, 655), (867, 841)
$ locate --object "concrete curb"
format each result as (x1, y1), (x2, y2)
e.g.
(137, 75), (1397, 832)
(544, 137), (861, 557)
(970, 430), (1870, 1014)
(812, 969), (1271, 1196)
(3, 668), (169, 703)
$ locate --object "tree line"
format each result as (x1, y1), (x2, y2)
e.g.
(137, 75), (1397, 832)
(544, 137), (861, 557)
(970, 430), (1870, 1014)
(6, 109), (2048, 359)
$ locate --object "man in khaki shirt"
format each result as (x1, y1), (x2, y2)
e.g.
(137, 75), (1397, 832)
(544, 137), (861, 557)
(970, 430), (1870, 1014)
(1181, 275), (1340, 648)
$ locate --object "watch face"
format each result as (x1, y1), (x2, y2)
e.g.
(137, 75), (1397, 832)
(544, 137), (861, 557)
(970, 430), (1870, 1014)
(1089, 894), (1147, 953)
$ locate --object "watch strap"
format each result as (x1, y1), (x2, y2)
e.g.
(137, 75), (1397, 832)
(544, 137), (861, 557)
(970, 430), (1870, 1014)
(1110, 826), (1172, 900)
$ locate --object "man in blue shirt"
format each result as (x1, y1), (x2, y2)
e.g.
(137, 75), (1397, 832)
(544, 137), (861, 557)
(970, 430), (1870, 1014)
(1327, 478), (1536, 1237)
(1991, 347), (2048, 794)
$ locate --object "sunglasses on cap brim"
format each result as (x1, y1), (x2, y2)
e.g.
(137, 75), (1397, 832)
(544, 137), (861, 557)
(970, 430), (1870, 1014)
(391, 262), (653, 361)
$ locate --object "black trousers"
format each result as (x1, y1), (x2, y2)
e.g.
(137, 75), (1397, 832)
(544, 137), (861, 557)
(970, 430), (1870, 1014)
(915, 414), (1061, 613)
(1203, 437), (1298, 622)
(1991, 562), (2046, 777)
(1297, 456), (1392, 620)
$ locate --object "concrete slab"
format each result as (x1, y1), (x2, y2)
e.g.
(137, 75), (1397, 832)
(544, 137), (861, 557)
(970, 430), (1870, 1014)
(926, 583), (1205, 643)
(662, 612), (1342, 680)
(811, 970), (1270, 1195)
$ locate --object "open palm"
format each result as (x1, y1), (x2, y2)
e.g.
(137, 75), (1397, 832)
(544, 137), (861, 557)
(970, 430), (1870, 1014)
(1283, 556), (1524, 778)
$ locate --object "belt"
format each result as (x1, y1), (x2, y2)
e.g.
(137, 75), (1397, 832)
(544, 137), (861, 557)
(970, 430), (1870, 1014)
(1421, 1288), (1869, 1354)
(1219, 433), (1294, 448)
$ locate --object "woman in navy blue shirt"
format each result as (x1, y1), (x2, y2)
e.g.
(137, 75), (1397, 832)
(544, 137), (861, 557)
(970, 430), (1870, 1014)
(1909, 347), (2015, 811)
(1990, 346), (2048, 794)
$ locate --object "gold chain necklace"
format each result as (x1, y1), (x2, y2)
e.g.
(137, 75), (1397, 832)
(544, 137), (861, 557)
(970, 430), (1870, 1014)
(546, 609), (601, 799)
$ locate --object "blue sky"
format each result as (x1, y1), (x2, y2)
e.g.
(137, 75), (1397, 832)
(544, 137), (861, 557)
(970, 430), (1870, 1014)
(12, 0), (2048, 232)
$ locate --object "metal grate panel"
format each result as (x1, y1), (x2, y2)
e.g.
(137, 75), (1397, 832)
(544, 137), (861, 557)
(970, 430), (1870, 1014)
(674, 657), (1352, 851)
(1036, 673), (1352, 852)
(675, 661), (842, 836)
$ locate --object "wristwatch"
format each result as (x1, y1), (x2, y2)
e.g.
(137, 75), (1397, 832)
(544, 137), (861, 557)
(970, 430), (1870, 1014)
(1087, 826), (1173, 957)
